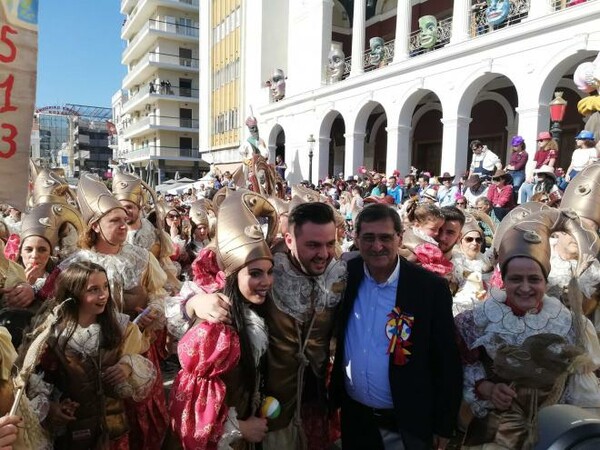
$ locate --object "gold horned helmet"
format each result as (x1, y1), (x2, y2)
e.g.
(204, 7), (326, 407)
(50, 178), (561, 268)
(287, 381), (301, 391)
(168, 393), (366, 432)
(20, 203), (84, 251)
(30, 168), (77, 206)
(461, 213), (484, 239)
(561, 162), (600, 229)
(498, 208), (599, 278)
(112, 171), (145, 206)
(77, 172), (125, 226)
(189, 199), (213, 228)
(216, 190), (277, 275)
(493, 202), (552, 253)
(292, 184), (321, 203)
(267, 196), (290, 217)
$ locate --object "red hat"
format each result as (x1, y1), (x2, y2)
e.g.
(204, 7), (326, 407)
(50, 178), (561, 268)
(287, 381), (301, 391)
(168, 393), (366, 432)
(537, 131), (553, 141)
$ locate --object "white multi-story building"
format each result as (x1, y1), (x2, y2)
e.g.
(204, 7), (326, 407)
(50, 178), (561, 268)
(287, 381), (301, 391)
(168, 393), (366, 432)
(113, 0), (204, 184)
(201, 0), (600, 184)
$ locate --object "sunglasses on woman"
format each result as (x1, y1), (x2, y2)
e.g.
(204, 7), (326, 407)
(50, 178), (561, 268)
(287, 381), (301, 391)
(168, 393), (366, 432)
(456, 201), (466, 206)
(463, 236), (482, 244)
(167, 213), (180, 219)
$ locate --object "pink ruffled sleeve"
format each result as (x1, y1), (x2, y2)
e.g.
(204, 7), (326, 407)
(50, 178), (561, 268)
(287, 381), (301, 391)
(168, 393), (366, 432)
(169, 322), (241, 449)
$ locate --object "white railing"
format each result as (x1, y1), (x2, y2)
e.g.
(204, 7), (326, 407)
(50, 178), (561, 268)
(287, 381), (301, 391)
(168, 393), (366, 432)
(343, 38), (395, 77)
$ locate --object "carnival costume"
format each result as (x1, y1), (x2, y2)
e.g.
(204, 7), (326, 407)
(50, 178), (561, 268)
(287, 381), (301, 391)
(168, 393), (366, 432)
(54, 173), (169, 450)
(112, 171), (180, 292)
(169, 189), (276, 450)
(452, 214), (494, 316)
(456, 208), (600, 449)
(22, 309), (156, 450)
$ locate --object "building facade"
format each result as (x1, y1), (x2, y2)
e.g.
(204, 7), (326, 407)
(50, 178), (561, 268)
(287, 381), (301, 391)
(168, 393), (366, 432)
(202, 0), (600, 184)
(34, 104), (113, 179)
(114, 0), (205, 184)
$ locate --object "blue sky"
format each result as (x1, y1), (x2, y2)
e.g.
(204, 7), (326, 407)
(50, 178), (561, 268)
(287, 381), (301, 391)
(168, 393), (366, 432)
(36, 1), (125, 109)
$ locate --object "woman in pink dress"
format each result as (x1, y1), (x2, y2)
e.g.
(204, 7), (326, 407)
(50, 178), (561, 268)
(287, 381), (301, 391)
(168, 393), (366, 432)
(169, 190), (277, 449)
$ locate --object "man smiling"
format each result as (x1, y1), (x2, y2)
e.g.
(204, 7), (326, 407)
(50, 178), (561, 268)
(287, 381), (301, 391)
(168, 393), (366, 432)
(331, 203), (462, 449)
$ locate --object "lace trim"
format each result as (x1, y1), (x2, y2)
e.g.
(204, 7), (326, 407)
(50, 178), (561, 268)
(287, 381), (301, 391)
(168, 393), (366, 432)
(244, 306), (268, 366)
(271, 253), (346, 323)
(470, 290), (573, 358)
(127, 218), (157, 251)
(116, 353), (157, 401)
(60, 244), (149, 293)
(217, 407), (243, 450)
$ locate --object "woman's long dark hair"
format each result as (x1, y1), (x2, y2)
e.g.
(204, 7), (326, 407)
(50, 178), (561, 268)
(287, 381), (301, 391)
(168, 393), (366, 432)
(222, 271), (259, 393)
(20, 261), (123, 358)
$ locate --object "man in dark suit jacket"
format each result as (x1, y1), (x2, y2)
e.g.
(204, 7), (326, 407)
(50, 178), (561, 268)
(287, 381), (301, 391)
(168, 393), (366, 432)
(331, 203), (462, 449)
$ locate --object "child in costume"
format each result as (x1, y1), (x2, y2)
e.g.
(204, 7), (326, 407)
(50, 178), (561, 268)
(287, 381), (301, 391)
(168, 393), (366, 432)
(19, 261), (156, 449)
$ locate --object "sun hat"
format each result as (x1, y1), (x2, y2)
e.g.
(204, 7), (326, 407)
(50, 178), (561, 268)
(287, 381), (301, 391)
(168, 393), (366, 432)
(422, 187), (438, 203)
(575, 130), (595, 140)
(533, 165), (557, 180)
(438, 172), (454, 181)
(464, 174), (482, 188)
(537, 131), (553, 141)
(511, 135), (525, 147)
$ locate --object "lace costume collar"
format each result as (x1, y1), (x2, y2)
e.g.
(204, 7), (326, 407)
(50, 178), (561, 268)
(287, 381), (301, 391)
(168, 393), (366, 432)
(272, 253), (347, 322)
(470, 289), (573, 358)
(57, 313), (129, 358)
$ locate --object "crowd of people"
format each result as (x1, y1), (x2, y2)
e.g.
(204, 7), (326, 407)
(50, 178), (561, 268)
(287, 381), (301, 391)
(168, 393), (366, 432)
(0, 126), (599, 450)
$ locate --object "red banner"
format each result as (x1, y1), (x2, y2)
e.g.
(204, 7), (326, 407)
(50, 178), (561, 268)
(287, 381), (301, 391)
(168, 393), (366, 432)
(0, 1), (38, 211)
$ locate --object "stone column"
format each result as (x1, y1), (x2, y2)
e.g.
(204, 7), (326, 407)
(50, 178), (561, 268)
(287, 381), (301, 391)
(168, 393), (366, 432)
(392, 0), (411, 63)
(350, 0), (366, 77)
(344, 131), (365, 177)
(515, 105), (548, 176)
(440, 116), (472, 175)
(385, 125), (412, 175)
(268, 144), (277, 164)
(317, 136), (331, 180)
(450, 0), (470, 45)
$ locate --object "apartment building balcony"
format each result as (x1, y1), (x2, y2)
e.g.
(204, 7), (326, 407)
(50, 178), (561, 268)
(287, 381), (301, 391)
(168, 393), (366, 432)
(122, 83), (199, 115)
(121, 0), (198, 40)
(122, 18), (198, 65)
(122, 51), (198, 90)
(121, 114), (199, 140)
(120, 145), (200, 163)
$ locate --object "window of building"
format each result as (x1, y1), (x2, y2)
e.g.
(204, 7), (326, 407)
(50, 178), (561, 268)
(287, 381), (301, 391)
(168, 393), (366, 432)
(180, 108), (193, 128)
(179, 78), (192, 97)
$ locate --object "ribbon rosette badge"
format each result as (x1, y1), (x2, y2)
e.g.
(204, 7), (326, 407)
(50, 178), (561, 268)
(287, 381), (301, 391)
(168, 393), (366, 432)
(385, 307), (414, 366)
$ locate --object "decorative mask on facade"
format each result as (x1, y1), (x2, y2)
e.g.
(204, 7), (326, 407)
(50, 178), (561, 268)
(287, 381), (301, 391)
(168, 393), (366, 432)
(269, 69), (286, 102)
(486, 0), (510, 27)
(418, 15), (438, 49)
(369, 36), (386, 67)
(327, 47), (345, 83)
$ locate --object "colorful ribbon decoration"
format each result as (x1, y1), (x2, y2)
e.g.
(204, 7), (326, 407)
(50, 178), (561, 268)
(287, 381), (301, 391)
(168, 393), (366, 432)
(386, 306), (414, 366)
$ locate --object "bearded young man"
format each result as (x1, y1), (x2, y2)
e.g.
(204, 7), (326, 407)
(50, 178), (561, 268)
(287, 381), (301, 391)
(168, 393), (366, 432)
(186, 202), (346, 450)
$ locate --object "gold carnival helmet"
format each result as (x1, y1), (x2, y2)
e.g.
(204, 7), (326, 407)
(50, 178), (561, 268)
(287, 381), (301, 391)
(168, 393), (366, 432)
(493, 202), (552, 253)
(291, 184), (322, 203)
(77, 172), (125, 227)
(267, 196), (290, 217)
(215, 190), (277, 275)
(189, 202), (210, 228)
(560, 162), (600, 229)
(461, 213), (484, 239)
(212, 186), (237, 213)
(30, 168), (77, 206)
(112, 171), (145, 206)
(497, 208), (599, 278)
(20, 203), (84, 251)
